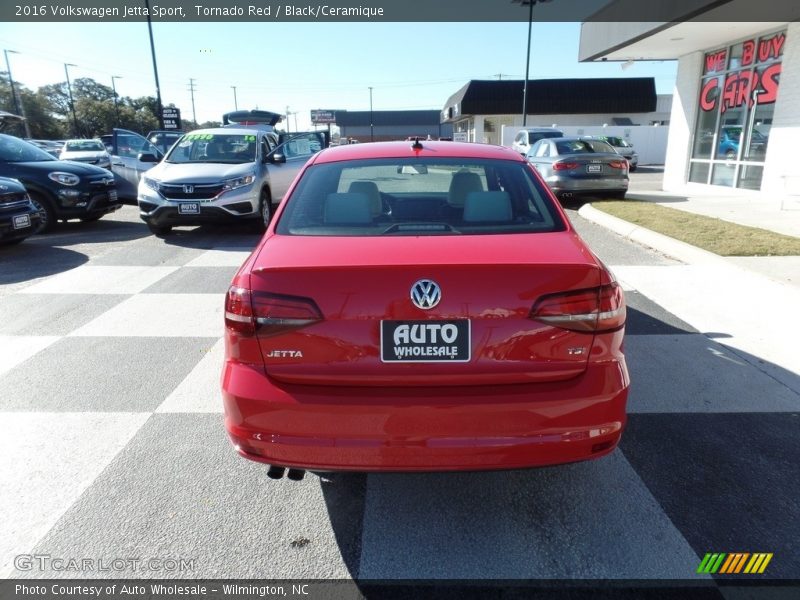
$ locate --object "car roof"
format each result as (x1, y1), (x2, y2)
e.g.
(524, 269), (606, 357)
(312, 141), (524, 164)
(186, 127), (270, 136)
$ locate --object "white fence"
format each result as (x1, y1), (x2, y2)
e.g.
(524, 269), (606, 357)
(501, 125), (669, 165)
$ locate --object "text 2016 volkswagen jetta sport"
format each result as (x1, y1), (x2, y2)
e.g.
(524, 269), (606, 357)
(222, 140), (628, 477)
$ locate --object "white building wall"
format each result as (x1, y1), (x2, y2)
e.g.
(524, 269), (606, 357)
(762, 22), (800, 195)
(663, 52), (703, 191)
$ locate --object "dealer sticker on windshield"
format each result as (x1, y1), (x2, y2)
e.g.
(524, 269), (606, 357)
(380, 320), (471, 362)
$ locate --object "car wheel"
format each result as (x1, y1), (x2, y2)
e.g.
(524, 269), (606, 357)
(629, 165), (637, 172)
(147, 223), (172, 236)
(257, 188), (272, 232)
(28, 192), (56, 233)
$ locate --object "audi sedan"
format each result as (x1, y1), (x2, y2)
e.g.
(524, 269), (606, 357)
(222, 140), (628, 478)
(526, 137), (629, 200)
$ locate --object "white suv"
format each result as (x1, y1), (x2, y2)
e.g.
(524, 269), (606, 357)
(136, 128), (325, 236)
(512, 127), (564, 156)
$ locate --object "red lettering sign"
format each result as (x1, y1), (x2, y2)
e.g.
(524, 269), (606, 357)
(700, 79), (719, 111)
(741, 40), (755, 66)
(704, 50), (727, 74)
(758, 63), (781, 104)
(758, 33), (785, 62)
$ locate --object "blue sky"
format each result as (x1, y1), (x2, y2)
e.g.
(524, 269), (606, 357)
(0, 21), (677, 129)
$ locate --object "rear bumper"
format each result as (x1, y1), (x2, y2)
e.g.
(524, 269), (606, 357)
(549, 177), (629, 195)
(222, 359), (629, 472)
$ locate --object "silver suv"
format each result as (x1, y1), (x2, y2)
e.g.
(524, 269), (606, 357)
(136, 127), (325, 235)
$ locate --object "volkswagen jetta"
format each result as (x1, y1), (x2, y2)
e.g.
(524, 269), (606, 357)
(222, 140), (628, 476)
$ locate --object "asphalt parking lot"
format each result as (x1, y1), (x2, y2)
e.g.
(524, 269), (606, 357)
(1, 188), (798, 592)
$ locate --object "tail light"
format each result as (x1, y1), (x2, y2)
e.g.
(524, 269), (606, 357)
(553, 161), (579, 171)
(608, 160), (627, 170)
(530, 282), (625, 333)
(225, 286), (322, 337)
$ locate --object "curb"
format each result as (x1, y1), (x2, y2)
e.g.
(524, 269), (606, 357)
(577, 203), (730, 266)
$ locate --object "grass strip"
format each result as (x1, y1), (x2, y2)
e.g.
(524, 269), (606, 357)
(592, 200), (800, 256)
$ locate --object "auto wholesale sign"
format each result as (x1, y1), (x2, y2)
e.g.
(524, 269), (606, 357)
(162, 107), (182, 130)
(311, 110), (336, 124)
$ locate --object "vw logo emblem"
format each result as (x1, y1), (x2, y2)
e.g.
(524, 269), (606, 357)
(182, 184), (194, 194)
(410, 279), (441, 310)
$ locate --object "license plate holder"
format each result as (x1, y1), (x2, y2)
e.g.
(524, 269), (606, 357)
(380, 319), (471, 363)
(587, 164), (602, 173)
(178, 202), (200, 215)
(12, 214), (31, 229)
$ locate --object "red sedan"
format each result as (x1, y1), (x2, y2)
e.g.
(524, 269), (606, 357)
(222, 141), (628, 479)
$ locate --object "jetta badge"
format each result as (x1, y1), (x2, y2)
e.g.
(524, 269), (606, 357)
(182, 184), (194, 194)
(410, 279), (441, 310)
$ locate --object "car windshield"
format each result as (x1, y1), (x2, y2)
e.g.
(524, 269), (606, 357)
(277, 157), (566, 236)
(65, 140), (105, 152)
(165, 132), (257, 164)
(604, 137), (630, 147)
(0, 134), (56, 162)
(556, 140), (600, 154)
(582, 140), (616, 153)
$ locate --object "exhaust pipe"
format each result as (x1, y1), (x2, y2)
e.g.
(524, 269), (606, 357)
(287, 469), (306, 481)
(267, 466), (286, 479)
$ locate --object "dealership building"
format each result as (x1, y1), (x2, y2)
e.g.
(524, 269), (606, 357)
(581, 12), (799, 195)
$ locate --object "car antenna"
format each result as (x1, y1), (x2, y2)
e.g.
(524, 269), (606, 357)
(411, 137), (423, 150)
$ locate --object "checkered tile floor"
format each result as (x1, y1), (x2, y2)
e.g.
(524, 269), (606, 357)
(1, 223), (798, 582)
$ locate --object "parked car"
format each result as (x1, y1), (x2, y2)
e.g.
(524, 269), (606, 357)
(25, 139), (63, 158)
(59, 138), (112, 169)
(717, 126), (767, 160)
(512, 127), (564, 155)
(101, 128), (164, 203)
(0, 176), (41, 244)
(136, 128), (326, 236)
(583, 135), (639, 171)
(526, 137), (629, 200)
(222, 140), (629, 478)
(0, 134), (121, 231)
(146, 130), (184, 156)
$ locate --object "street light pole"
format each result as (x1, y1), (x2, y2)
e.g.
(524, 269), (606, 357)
(514, 0), (552, 127)
(111, 75), (122, 126)
(368, 86), (374, 142)
(4, 49), (30, 137)
(231, 86), (238, 110)
(144, 0), (164, 130)
(64, 63), (79, 137)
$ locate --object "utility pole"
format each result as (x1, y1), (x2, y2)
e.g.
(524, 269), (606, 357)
(3, 49), (30, 137)
(144, 0), (164, 129)
(188, 78), (197, 125)
(285, 105), (290, 133)
(111, 75), (122, 126)
(493, 73), (509, 80)
(231, 85), (238, 110)
(64, 63), (79, 137)
(368, 86), (374, 142)
(514, 0), (552, 127)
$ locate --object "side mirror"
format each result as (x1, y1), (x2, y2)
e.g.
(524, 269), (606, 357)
(137, 153), (160, 163)
(269, 152), (286, 164)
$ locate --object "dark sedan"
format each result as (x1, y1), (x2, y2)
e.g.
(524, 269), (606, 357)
(525, 137), (629, 200)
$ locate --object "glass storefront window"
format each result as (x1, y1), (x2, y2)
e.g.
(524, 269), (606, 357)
(689, 30), (785, 190)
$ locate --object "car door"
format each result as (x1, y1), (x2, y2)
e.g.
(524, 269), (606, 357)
(105, 128), (163, 201)
(266, 131), (326, 203)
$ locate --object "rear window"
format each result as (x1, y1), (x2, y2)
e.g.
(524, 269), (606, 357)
(276, 157), (566, 236)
